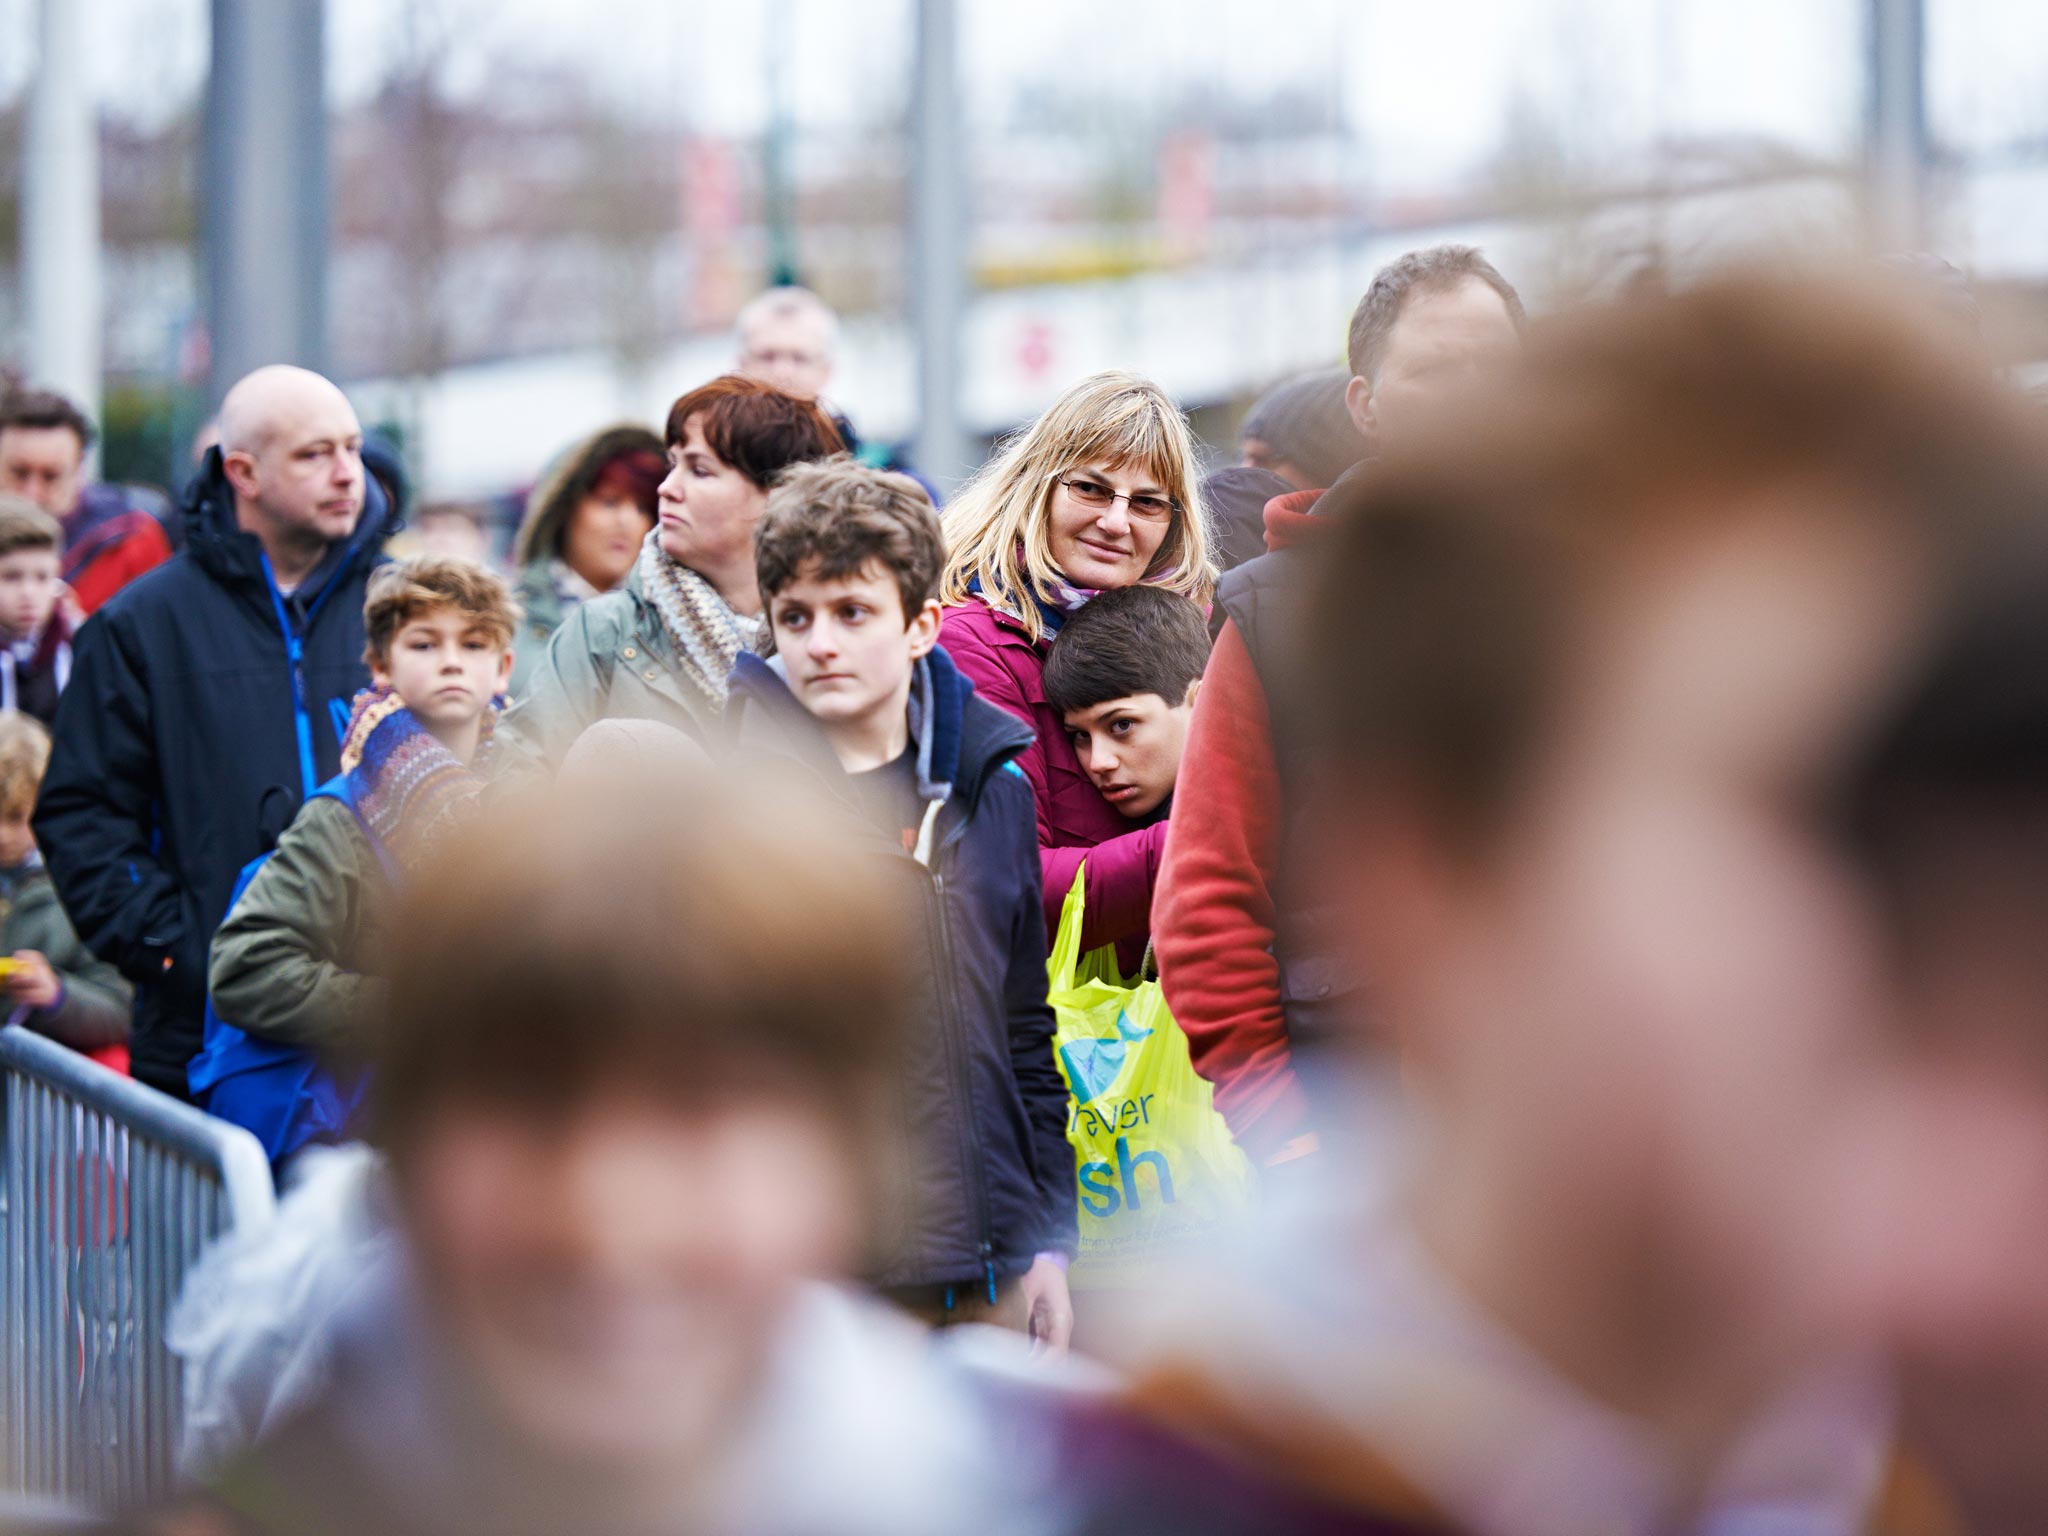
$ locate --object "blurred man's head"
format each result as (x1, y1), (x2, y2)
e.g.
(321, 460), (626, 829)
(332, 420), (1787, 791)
(0, 390), (94, 519)
(217, 365), (365, 570)
(1240, 367), (1361, 492)
(1826, 545), (2048, 1524)
(375, 782), (910, 1475)
(1344, 245), (1524, 450)
(412, 501), (493, 568)
(1300, 272), (2046, 1450)
(736, 286), (839, 401)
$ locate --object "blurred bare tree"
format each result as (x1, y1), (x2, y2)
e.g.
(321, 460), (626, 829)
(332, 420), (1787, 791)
(331, 0), (683, 451)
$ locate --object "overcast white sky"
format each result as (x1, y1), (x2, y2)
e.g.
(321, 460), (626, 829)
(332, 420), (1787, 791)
(0, 0), (2043, 190)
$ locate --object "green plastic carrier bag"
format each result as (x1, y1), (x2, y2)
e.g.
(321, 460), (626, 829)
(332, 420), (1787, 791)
(1047, 866), (1256, 1286)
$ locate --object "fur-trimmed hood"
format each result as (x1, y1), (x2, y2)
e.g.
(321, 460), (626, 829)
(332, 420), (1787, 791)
(510, 422), (664, 571)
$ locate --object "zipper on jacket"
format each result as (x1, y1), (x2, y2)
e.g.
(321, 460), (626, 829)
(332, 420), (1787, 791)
(927, 868), (998, 1293)
(261, 551), (350, 800)
(936, 739), (1033, 1302)
(285, 633), (317, 799)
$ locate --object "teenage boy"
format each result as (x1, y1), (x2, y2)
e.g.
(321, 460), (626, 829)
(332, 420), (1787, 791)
(0, 712), (130, 1066)
(1042, 276), (2047, 1533)
(0, 496), (74, 726)
(724, 458), (1076, 1352)
(1043, 585), (1209, 825)
(201, 558), (516, 1152)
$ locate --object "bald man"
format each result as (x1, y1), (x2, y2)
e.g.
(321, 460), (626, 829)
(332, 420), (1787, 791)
(735, 286), (839, 401)
(735, 286), (935, 491)
(35, 365), (403, 1098)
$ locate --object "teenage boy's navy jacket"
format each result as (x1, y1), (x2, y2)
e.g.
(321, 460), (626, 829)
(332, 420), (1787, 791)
(725, 646), (1076, 1291)
(33, 447), (400, 1097)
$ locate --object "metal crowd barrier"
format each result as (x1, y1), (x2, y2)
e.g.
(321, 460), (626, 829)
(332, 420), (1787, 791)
(1, 1026), (275, 1511)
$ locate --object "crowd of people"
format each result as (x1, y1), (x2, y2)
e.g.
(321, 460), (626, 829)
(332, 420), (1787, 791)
(6, 244), (2048, 1534)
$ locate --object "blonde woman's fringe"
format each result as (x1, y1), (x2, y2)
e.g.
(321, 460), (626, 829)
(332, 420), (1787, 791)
(938, 371), (1216, 641)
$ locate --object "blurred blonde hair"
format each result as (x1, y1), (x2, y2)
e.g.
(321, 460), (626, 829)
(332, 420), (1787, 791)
(938, 371), (1215, 642)
(0, 711), (51, 820)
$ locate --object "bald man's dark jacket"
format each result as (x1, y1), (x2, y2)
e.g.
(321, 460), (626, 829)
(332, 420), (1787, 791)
(33, 447), (402, 1097)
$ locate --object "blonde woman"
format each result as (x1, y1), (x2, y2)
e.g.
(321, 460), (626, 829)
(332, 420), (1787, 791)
(938, 372), (1214, 957)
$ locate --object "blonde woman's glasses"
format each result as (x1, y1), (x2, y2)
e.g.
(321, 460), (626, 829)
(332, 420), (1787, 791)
(1057, 476), (1177, 522)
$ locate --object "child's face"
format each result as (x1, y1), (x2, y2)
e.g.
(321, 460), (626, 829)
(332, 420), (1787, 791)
(400, 1088), (861, 1471)
(0, 809), (35, 868)
(371, 607), (512, 736)
(1065, 686), (1197, 819)
(769, 561), (939, 735)
(0, 549), (61, 641)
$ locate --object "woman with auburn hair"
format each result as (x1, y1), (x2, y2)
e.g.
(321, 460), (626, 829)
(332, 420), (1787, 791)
(499, 376), (843, 776)
(937, 370), (1214, 956)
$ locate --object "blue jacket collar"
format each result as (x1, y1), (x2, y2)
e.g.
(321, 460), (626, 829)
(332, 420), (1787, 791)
(725, 644), (1027, 815)
(183, 445), (402, 599)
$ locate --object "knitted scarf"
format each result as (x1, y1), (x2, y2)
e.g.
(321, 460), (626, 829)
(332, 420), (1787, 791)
(635, 530), (763, 708)
(338, 687), (501, 876)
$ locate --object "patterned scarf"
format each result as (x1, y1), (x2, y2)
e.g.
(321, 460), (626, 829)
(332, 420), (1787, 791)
(968, 569), (1098, 639)
(339, 687), (501, 876)
(635, 530), (764, 709)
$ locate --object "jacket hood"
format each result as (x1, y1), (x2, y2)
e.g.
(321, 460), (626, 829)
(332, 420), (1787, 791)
(362, 434), (410, 525)
(1203, 465), (1297, 572)
(1260, 487), (1325, 553)
(725, 644), (1030, 824)
(512, 423), (665, 571)
(1260, 456), (1375, 554)
(183, 445), (403, 593)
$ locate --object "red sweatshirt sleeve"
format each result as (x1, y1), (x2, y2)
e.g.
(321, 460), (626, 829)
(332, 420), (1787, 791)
(1152, 621), (1308, 1164)
(1041, 820), (1167, 954)
(70, 518), (172, 616)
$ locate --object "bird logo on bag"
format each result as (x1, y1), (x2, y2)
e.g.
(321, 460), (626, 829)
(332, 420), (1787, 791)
(1057, 1009), (1154, 1106)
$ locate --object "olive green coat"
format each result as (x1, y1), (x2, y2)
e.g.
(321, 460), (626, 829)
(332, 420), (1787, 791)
(208, 796), (388, 1060)
(494, 564), (722, 783)
(0, 863), (131, 1053)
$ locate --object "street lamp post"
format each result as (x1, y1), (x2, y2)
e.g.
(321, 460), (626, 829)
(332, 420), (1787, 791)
(22, 0), (102, 435)
(204, 0), (330, 408)
(911, 0), (970, 490)
(1867, 0), (1928, 251)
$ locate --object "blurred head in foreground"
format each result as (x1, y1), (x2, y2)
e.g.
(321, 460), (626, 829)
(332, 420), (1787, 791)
(1295, 272), (2048, 1495)
(1240, 367), (1360, 492)
(373, 780), (909, 1478)
(1830, 526), (2048, 1525)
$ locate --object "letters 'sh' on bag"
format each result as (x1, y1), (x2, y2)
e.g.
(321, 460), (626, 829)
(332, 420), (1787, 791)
(1047, 867), (1255, 1286)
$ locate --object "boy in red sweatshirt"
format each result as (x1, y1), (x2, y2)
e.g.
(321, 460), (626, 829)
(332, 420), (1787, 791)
(1154, 245), (1524, 1167)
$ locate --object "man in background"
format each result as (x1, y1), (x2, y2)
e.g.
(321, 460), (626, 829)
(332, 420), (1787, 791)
(736, 285), (930, 491)
(0, 388), (175, 615)
(736, 285), (840, 404)
(1239, 367), (1360, 495)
